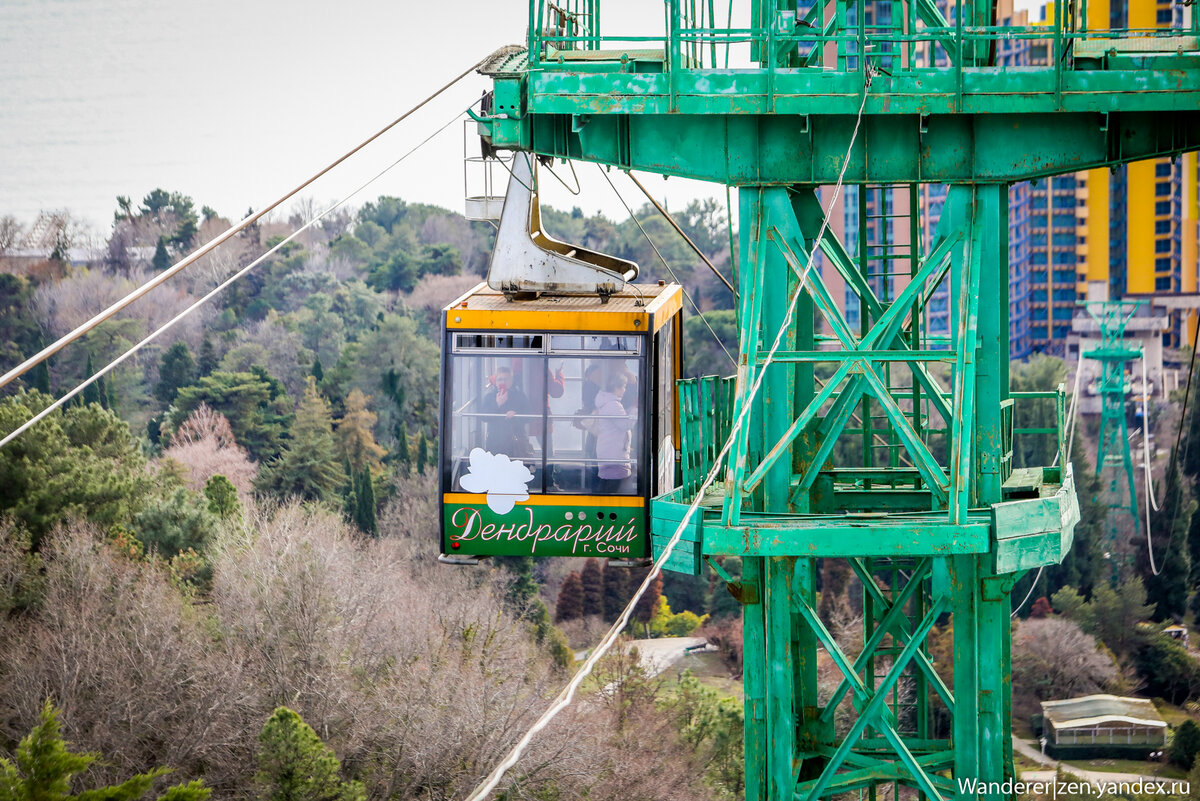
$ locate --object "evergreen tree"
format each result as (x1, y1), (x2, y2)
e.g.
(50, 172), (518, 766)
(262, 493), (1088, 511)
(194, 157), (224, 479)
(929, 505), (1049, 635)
(393, 420), (410, 473)
(1142, 465), (1194, 622)
(171, 369), (293, 462)
(204, 474), (241, 520)
(197, 335), (218, 377)
(82, 354), (101, 406)
(155, 342), (197, 406)
(257, 377), (342, 502)
(580, 558), (604, 616)
(31, 360), (50, 395)
(1188, 502), (1200, 586)
(1173, 720), (1200, 768)
(0, 700), (210, 801)
(706, 556), (744, 621)
(602, 562), (628, 621)
(255, 707), (365, 801)
(334, 389), (386, 474)
(555, 572), (585, 622)
(311, 357), (324, 383)
(632, 571), (663, 634)
(151, 237), (171, 272)
(416, 429), (428, 476)
(353, 467), (377, 536)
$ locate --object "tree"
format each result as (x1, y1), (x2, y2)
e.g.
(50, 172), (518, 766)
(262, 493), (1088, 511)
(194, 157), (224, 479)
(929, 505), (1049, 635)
(156, 342), (197, 406)
(633, 571), (664, 634)
(171, 370), (292, 462)
(255, 707), (365, 801)
(258, 378), (342, 502)
(162, 404), (258, 495)
(0, 392), (157, 547)
(134, 486), (219, 558)
(81, 353), (105, 407)
(334, 389), (386, 474)
(196, 336), (218, 377)
(1011, 618), (1118, 714)
(1172, 720), (1200, 769)
(353, 468), (377, 536)
(152, 237), (171, 272)
(0, 275), (42, 375)
(1050, 585), (1088, 625)
(1137, 463), (1194, 621)
(555, 572), (585, 622)
(602, 562), (628, 621)
(203, 474), (241, 520)
(311, 357), (324, 384)
(0, 701), (209, 801)
(393, 420), (410, 473)
(684, 310), (738, 377)
(1088, 578), (1154, 657)
(580, 558), (604, 616)
(1029, 596), (1052, 618)
(1135, 630), (1200, 705)
(416, 429), (428, 476)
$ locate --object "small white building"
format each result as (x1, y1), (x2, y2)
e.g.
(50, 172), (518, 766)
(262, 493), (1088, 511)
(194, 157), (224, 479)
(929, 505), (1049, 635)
(1041, 694), (1166, 758)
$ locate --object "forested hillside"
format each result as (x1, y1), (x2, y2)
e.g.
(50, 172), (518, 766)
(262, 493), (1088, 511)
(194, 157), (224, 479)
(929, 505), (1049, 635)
(0, 190), (744, 800)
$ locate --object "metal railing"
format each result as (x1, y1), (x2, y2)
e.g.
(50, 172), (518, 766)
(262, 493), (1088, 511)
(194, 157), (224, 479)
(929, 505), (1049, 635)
(526, 0), (1198, 83)
(1002, 384), (1067, 482)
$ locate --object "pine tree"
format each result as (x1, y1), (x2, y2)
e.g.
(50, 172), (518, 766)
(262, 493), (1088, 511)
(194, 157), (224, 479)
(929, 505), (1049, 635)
(151, 236), (171, 272)
(580, 558), (604, 616)
(197, 335), (218, 377)
(0, 700), (210, 801)
(155, 342), (197, 406)
(31, 360), (50, 395)
(394, 420), (410, 474)
(255, 707), (365, 801)
(204, 474), (241, 520)
(602, 563), (628, 621)
(257, 377), (343, 502)
(334, 389), (386, 474)
(311, 357), (324, 383)
(354, 467), (377, 536)
(555, 572), (585, 622)
(416, 429), (428, 476)
(81, 354), (102, 406)
(1143, 465), (1194, 621)
(632, 571), (663, 634)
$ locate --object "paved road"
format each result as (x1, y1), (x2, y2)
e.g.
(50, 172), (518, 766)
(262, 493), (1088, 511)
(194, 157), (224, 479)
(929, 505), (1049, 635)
(626, 636), (709, 677)
(1012, 735), (1178, 787)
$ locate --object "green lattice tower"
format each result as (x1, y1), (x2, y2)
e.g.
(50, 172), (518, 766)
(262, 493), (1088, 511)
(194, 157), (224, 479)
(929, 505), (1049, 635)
(1080, 300), (1144, 582)
(474, 1), (1200, 798)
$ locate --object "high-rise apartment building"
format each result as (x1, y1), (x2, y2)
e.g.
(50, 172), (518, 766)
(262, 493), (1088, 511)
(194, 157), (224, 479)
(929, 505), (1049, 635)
(818, 0), (1198, 358)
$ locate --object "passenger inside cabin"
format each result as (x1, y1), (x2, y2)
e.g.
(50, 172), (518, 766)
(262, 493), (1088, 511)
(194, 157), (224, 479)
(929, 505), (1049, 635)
(587, 372), (635, 493)
(481, 365), (532, 456)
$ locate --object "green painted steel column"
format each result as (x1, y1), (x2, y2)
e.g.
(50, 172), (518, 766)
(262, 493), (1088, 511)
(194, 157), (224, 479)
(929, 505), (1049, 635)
(973, 184), (1013, 796)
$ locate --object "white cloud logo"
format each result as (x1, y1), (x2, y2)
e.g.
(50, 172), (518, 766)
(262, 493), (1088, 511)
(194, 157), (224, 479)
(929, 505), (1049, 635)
(459, 447), (535, 514)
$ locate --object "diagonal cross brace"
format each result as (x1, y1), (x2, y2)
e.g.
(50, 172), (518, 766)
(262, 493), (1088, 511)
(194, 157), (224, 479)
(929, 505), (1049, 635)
(743, 359), (856, 493)
(794, 593), (950, 801)
(849, 558), (955, 713)
(817, 559), (944, 727)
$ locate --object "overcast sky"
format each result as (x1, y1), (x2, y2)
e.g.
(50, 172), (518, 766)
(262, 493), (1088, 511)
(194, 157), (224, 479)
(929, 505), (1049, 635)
(0, 0), (1046, 239)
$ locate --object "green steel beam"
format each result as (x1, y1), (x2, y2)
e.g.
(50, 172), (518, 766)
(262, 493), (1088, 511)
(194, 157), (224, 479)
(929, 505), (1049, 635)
(491, 110), (1200, 184)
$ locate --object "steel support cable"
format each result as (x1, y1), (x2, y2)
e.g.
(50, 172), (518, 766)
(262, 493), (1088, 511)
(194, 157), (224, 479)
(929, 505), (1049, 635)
(0, 55), (497, 392)
(1149, 317), (1200, 576)
(1011, 566), (1044, 618)
(463, 74), (873, 801)
(1142, 356), (1159, 512)
(1061, 354), (1084, 465)
(598, 166), (737, 368)
(623, 169), (738, 297)
(0, 108), (472, 451)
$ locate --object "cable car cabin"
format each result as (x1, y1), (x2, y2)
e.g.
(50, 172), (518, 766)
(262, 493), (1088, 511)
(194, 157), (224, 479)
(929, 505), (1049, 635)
(440, 282), (683, 561)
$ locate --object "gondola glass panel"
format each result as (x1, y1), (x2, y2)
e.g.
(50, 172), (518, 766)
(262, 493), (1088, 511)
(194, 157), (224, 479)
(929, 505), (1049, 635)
(443, 333), (648, 559)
